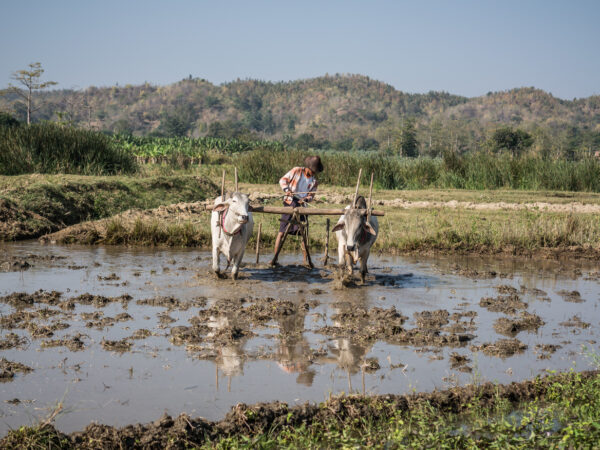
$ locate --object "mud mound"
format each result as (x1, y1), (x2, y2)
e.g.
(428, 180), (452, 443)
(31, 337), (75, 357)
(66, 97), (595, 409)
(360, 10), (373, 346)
(556, 290), (585, 303)
(5, 371), (596, 449)
(40, 201), (209, 245)
(471, 338), (527, 358)
(559, 315), (590, 329)
(0, 198), (56, 240)
(479, 293), (528, 315)
(0, 358), (33, 382)
(493, 312), (545, 337)
(136, 296), (207, 310)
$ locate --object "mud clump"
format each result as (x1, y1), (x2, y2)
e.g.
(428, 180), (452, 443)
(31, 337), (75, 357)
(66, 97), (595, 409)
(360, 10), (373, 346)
(0, 358), (33, 382)
(449, 352), (472, 372)
(493, 312), (545, 337)
(414, 310), (450, 329)
(535, 344), (562, 359)
(471, 338), (527, 358)
(170, 326), (204, 345)
(101, 338), (132, 352)
(136, 296), (207, 310)
(0, 333), (28, 350)
(131, 329), (152, 339)
(363, 357), (380, 372)
(319, 306), (473, 348)
(0, 290), (63, 308)
(559, 315), (590, 329)
(74, 293), (132, 308)
(97, 273), (120, 281)
(556, 290), (585, 303)
(41, 333), (86, 351)
(479, 293), (527, 315)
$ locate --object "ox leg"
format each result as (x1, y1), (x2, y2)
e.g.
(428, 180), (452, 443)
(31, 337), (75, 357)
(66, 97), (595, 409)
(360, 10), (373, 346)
(212, 245), (220, 275)
(231, 251), (244, 280)
(359, 256), (368, 284)
(343, 252), (353, 276)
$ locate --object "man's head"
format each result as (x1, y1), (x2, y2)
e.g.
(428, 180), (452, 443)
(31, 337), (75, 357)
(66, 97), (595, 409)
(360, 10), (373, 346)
(303, 155), (323, 175)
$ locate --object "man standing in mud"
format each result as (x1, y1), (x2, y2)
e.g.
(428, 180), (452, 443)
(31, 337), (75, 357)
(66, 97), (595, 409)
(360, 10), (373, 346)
(269, 155), (323, 267)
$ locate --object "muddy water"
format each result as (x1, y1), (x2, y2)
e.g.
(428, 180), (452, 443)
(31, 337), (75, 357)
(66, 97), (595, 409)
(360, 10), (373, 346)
(1, 242), (599, 434)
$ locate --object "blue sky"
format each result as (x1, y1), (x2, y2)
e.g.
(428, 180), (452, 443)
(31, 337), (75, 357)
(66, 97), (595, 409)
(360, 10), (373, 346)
(1, 0), (598, 99)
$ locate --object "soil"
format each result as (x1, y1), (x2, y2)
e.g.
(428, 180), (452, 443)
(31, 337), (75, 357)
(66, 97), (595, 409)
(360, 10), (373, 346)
(41, 334), (86, 351)
(471, 338), (528, 358)
(0, 358), (33, 382)
(479, 293), (528, 315)
(559, 315), (591, 329)
(556, 290), (585, 303)
(318, 306), (474, 348)
(493, 312), (545, 337)
(3, 371), (596, 449)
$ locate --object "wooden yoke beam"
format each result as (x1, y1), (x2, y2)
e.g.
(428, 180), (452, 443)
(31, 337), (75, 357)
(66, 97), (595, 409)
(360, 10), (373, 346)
(206, 204), (385, 216)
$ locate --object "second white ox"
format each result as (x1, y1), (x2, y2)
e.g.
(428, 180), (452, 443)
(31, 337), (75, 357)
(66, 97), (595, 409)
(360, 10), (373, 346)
(211, 192), (254, 280)
(332, 195), (378, 283)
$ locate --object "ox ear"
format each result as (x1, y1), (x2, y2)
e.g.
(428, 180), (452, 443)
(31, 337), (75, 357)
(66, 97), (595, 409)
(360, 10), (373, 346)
(363, 221), (376, 235)
(213, 203), (228, 213)
(332, 222), (345, 233)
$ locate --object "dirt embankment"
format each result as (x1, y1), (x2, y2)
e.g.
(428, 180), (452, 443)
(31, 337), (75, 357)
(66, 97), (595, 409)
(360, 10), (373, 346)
(2, 371), (597, 448)
(0, 175), (216, 241)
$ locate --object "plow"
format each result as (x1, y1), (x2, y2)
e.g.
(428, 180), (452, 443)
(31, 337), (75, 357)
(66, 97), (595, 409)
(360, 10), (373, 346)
(206, 168), (385, 268)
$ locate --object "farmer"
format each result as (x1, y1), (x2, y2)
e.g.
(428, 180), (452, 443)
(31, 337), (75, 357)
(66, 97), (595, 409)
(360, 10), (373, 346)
(269, 155), (323, 267)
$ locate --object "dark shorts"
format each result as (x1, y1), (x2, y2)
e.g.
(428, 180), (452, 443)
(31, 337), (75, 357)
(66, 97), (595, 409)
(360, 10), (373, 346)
(279, 200), (307, 235)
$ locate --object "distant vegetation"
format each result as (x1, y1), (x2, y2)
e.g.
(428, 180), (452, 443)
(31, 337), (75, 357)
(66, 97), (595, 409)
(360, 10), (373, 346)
(235, 148), (600, 191)
(0, 119), (136, 175)
(1, 74), (599, 159)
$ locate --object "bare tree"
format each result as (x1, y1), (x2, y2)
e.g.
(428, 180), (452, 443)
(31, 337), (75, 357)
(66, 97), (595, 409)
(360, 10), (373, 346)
(1, 62), (57, 124)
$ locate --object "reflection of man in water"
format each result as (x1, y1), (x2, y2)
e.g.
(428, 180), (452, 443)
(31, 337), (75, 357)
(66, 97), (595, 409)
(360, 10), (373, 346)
(276, 304), (315, 386)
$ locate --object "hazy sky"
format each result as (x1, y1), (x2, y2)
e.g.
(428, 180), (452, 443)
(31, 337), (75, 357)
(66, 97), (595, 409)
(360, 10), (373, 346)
(1, 0), (598, 99)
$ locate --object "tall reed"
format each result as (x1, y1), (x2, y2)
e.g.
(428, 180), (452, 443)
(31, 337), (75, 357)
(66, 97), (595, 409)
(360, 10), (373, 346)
(234, 148), (600, 192)
(0, 122), (137, 175)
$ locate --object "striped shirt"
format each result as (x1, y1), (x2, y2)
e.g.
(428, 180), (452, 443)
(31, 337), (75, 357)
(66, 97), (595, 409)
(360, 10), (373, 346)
(279, 167), (318, 205)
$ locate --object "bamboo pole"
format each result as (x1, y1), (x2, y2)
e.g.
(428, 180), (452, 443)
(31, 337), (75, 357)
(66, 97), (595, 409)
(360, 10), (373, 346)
(322, 218), (330, 266)
(219, 170), (225, 238)
(206, 205), (385, 216)
(220, 170), (225, 200)
(367, 172), (374, 223)
(234, 167), (238, 192)
(352, 168), (362, 208)
(255, 222), (262, 264)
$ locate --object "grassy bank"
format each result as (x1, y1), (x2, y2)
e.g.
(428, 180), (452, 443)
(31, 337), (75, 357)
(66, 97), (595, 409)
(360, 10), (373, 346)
(2, 370), (599, 448)
(0, 122), (136, 176)
(42, 189), (600, 258)
(0, 174), (217, 240)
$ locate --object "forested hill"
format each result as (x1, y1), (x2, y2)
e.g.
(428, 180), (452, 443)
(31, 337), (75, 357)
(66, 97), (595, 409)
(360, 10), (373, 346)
(2, 74), (599, 155)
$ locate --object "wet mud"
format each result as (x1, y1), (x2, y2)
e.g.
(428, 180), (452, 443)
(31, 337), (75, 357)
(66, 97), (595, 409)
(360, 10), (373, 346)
(1, 243), (599, 436)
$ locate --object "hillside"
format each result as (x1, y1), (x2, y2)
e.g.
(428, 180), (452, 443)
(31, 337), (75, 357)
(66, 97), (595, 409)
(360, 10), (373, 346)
(1, 74), (599, 155)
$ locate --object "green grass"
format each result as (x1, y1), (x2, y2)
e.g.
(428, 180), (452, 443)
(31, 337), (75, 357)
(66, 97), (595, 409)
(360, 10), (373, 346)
(233, 148), (600, 191)
(0, 122), (136, 175)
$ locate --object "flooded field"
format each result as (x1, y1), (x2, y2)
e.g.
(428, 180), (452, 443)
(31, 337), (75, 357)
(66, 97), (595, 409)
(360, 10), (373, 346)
(1, 241), (599, 434)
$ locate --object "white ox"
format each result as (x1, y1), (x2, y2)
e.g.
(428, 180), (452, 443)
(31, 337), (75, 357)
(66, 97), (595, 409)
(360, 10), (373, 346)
(211, 192), (254, 280)
(332, 195), (378, 283)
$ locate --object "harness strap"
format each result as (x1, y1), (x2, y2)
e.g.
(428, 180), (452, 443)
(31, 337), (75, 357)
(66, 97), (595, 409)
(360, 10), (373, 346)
(219, 207), (242, 236)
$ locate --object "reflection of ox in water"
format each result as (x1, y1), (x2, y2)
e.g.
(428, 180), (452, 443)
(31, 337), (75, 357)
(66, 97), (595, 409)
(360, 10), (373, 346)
(211, 192), (254, 280)
(276, 306), (315, 386)
(208, 314), (248, 392)
(332, 195), (378, 284)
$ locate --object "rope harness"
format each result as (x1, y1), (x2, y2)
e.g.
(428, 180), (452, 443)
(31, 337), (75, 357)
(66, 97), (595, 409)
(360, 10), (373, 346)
(219, 207), (242, 236)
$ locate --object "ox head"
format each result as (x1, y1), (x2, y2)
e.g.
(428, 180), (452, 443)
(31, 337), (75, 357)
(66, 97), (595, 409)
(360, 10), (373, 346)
(331, 196), (376, 256)
(213, 192), (251, 226)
